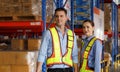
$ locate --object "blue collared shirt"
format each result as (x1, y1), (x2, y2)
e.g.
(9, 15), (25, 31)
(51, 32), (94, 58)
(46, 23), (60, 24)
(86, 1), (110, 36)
(80, 35), (102, 72)
(37, 26), (78, 68)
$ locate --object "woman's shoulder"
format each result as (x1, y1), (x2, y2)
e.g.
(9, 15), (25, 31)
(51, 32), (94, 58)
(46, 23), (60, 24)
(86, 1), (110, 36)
(96, 38), (103, 44)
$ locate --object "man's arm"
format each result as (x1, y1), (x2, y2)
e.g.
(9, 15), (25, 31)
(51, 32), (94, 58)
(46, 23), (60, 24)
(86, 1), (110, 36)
(36, 30), (50, 72)
(36, 62), (43, 72)
(72, 34), (78, 72)
(73, 63), (78, 72)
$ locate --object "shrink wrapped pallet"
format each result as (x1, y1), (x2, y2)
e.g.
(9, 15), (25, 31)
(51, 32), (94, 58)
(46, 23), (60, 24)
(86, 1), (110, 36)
(104, 3), (112, 31)
(0, 0), (54, 21)
(0, 51), (38, 72)
(15, 51), (38, 65)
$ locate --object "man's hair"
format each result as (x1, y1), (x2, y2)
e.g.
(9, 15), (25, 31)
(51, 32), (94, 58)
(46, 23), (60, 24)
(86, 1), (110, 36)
(55, 7), (67, 15)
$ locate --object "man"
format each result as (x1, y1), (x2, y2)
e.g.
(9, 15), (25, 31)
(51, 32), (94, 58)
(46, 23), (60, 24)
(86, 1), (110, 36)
(36, 8), (78, 72)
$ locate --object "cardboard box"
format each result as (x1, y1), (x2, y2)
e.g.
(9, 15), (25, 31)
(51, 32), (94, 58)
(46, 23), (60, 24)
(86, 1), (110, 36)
(15, 51), (38, 65)
(0, 52), (3, 64)
(0, 51), (16, 65)
(104, 39), (112, 53)
(11, 4), (22, 16)
(2, 4), (12, 16)
(0, 65), (11, 72)
(3, 52), (16, 65)
(1, 0), (21, 3)
(0, 45), (8, 50)
(21, 0), (37, 3)
(28, 39), (41, 50)
(0, 51), (38, 65)
(118, 14), (120, 32)
(21, 0), (32, 3)
(1, 0), (11, 3)
(22, 3), (33, 16)
(0, 3), (3, 16)
(104, 3), (111, 31)
(11, 0), (21, 4)
(11, 39), (27, 50)
(11, 65), (36, 72)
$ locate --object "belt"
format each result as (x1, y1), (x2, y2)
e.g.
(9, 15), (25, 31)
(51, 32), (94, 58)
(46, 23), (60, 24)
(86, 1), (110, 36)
(47, 67), (73, 72)
(80, 66), (94, 70)
(89, 67), (94, 70)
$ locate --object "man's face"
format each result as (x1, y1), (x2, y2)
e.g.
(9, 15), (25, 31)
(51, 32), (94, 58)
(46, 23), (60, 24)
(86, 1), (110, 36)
(55, 11), (67, 27)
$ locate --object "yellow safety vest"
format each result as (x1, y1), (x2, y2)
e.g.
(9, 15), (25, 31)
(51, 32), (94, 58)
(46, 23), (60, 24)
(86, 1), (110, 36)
(80, 37), (97, 72)
(47, 27), (74, 67)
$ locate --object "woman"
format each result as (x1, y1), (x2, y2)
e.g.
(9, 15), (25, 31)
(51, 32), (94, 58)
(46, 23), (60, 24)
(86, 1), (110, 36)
(79, 20), (102, 72)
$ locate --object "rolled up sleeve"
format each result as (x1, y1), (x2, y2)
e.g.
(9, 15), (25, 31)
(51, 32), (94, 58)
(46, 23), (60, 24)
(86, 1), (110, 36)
(37, 30), (50, 62)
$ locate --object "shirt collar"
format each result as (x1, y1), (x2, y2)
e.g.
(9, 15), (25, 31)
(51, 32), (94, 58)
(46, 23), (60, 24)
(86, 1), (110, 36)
(84, 35), (95, 41)
(55, 26), (68, 33)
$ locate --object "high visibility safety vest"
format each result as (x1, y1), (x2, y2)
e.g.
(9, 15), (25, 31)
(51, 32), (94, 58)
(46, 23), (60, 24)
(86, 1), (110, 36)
(80, 37), (97, 72)
(47, 27), (74, 67)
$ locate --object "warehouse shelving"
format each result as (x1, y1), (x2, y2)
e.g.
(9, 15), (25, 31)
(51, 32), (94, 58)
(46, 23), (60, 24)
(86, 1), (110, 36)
(111, 1), (119, 63)
(0, 21), (43, 38)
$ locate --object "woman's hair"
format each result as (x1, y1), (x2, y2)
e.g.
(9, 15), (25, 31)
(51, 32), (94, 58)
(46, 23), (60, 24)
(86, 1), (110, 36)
(82, 20), (94, 27)
(55, 7), (67, 15)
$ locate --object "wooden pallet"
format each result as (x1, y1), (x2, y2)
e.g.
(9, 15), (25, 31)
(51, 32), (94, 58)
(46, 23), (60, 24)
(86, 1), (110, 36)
(0, 16), (42, 21)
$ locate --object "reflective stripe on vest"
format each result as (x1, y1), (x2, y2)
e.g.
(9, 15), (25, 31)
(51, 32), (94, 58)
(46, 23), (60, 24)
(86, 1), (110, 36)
(47, 27), (74, 67)
(80, 37), (97, 72)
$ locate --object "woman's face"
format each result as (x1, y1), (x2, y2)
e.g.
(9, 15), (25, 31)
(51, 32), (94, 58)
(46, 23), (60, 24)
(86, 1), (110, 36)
(82, 22), (94, 37)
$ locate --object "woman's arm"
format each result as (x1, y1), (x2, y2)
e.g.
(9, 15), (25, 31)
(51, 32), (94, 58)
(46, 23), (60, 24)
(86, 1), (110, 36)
(95, 40), (102, 72)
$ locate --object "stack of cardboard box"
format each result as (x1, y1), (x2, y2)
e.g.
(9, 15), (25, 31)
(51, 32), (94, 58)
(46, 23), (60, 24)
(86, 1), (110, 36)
(0, 36), (42, 72)
(0, 0), (22, 16)
(118, 9), (120, 32)
(11, 39), (41, 51)
(0, 51), (38, 72)
(104, 3), (112, 31)
(0, 0), (54, 22)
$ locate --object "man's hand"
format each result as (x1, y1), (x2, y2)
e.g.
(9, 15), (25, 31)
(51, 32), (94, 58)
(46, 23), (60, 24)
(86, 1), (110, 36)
(36, 62), (43, 72)
(73, 63), (78, 72)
